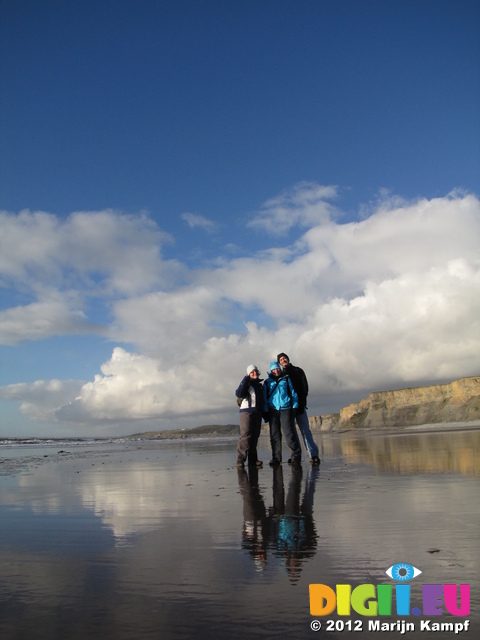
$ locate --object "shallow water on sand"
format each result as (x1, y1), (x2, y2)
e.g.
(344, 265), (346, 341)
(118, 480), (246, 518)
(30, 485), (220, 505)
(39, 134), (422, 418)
(0, 429), (478, 639)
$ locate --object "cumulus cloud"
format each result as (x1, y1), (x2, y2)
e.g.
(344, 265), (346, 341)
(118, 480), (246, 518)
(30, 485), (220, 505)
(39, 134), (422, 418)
(1, 185), (479, 433)
(0, 296), (101, 345)
(0, 379), (85, 423)
(0, 208), (178, 296)
(201, 191), (480, 320)
(0, 208), (182, 345)
(110, 285), (232, 359)
(56, 346), (233, 423)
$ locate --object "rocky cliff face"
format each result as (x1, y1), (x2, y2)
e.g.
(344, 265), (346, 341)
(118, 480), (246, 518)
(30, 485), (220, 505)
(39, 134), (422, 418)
(309, 376), (480, 431)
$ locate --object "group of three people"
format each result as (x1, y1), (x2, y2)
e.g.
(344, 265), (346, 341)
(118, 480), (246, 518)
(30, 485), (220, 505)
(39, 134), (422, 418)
(235, 353), (320, 468)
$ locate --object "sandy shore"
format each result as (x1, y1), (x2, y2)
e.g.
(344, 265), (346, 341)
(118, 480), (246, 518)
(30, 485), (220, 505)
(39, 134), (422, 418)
(0, 430), (478, 639)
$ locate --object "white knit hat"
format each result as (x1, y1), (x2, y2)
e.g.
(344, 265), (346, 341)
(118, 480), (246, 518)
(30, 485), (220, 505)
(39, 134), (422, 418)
(246, 364), (259, 375)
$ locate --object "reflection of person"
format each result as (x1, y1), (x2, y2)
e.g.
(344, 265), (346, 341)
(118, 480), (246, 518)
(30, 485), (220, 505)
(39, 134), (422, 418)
(235, 365), (265, 468)
(237, 461), (320, 579)
(237, 466), (267, 571)
(263, 361), (301, 467)
(277, 352), (320, 465)
(269, 464), (319, 584)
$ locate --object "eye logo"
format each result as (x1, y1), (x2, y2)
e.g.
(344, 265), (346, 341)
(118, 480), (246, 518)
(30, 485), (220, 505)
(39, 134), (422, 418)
(386, 563), (422, 582)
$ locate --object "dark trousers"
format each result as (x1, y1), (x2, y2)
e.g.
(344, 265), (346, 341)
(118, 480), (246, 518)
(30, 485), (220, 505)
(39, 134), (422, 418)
(237, 412), (262, 463)
(269, 409), (301, 462)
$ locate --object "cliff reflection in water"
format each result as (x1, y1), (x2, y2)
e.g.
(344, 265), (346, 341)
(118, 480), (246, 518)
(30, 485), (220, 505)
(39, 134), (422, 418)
(237, 465), (319, 583)
(320, 429), (480, 476)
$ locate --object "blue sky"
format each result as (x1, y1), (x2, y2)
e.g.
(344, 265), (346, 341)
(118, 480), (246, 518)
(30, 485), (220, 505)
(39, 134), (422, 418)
(1, 0), (479, 436)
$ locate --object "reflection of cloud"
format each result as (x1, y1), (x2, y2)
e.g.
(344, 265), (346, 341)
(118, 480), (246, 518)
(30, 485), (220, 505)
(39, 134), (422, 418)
(1, 186), (480, 433)
(325, 429), (480, 476)
(75, 462), (230, 542)
(76, 467), (175, 539)
(9, 447), (225, 543)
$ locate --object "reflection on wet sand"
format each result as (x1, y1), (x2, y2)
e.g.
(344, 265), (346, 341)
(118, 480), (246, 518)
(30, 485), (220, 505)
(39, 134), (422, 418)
(319, 429), (480, 476)
(237, 464), (319, 583)
(0, 436), (478, 639)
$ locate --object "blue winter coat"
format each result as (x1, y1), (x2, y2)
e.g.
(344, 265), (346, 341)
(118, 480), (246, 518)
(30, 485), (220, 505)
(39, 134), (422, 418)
(264, 373), (298, 411)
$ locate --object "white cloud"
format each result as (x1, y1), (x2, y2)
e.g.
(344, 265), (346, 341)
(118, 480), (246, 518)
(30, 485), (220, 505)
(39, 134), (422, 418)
(66, 348), (217, 420)
(0, 209), (182, 346)
(1, 186), (479, 433)
(290, 258), (480, 390)
(248, 181), (339, 234)
(109, 285), (230, 358)
(0, 296), (100, 345)
(181, 212), (217, 232)
(0, 379), (85, 423)
(0, 208), (178, 296)
(201, 192), (480, 321)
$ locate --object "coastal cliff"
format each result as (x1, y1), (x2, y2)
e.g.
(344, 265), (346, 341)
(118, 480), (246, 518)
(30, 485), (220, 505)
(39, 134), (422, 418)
(310, 375), (480, 432)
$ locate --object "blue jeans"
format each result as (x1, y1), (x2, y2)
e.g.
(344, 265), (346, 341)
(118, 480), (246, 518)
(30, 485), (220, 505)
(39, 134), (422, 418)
(295, 409), (319, 459)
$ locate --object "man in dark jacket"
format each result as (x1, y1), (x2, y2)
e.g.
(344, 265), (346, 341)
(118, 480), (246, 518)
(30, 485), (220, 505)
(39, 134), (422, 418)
(277, 353), (320, 465)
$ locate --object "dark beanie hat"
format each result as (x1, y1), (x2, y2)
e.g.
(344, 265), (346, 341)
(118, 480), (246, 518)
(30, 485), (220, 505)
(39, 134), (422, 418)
(277, 352), (289, 363)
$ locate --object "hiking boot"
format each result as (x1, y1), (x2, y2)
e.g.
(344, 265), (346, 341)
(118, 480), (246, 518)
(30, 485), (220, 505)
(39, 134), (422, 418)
(311, 456), (321, 466)
(269, 459), (280, 467)
(290, 457), (301, 467)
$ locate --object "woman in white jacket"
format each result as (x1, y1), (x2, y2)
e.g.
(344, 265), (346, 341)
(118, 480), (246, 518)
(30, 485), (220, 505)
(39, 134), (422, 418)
(235, 365), (265, 468)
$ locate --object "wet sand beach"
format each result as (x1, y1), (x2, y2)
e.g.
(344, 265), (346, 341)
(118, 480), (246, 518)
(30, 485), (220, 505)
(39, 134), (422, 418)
(0, 428), (479, 640)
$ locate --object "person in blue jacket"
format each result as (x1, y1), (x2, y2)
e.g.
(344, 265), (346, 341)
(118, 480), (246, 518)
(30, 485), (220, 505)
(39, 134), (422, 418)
(235, 364), (265, 468)
(263, 361), (302, 467)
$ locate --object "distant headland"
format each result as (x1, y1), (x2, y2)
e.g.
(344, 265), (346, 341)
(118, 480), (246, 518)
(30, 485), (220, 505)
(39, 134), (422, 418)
(315, 374), (480, 432)
(128, 375), (480, 440)
(127, 424), (240, 440)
